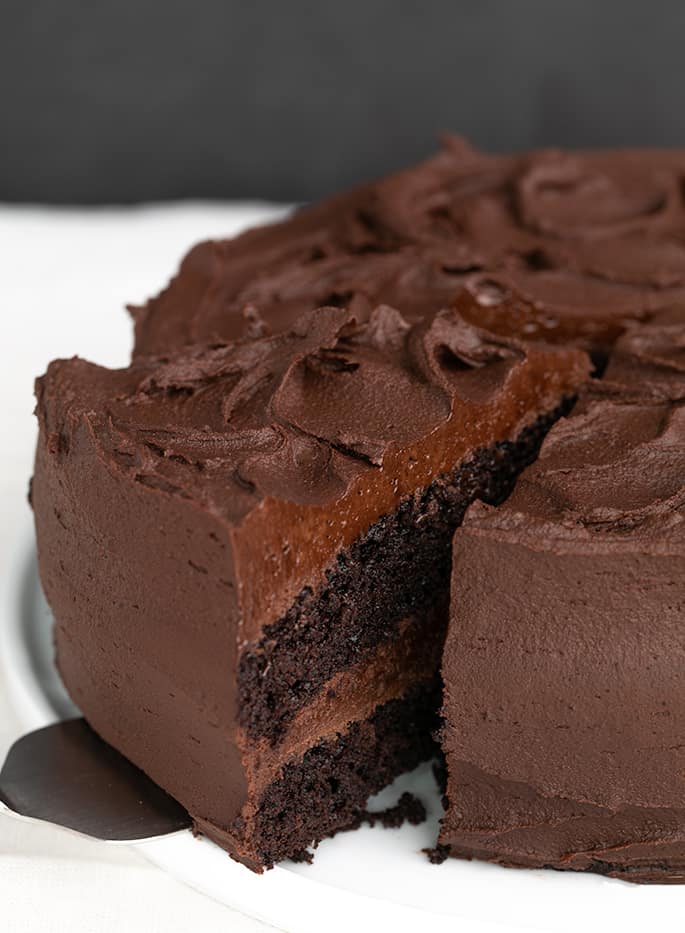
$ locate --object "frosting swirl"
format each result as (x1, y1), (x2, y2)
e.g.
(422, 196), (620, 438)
(131, 138), (685, 358)
(464, 314), (685, 546)
(42, 303), (558, 519)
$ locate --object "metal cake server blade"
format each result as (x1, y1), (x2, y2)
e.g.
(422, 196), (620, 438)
(0, 718), (191, 842)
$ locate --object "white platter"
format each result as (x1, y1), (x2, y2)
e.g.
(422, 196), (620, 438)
(3, 535), (685, 933)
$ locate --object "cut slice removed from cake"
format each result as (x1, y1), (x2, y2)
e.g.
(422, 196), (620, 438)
(32, 302), (589, 870)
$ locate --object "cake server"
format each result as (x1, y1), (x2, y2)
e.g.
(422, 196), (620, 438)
(0, 717), (191, 842)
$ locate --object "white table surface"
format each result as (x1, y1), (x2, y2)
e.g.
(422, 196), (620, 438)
(0, 202), (291, 933)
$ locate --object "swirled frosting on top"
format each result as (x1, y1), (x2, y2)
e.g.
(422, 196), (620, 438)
(462, 313), (685, 550)
(603, 306), (685, 399)
(131, 137), (685, 358)
(490, 399), (685, 546)
(40, 304), (586, 525)
(465, 306), (685, 551)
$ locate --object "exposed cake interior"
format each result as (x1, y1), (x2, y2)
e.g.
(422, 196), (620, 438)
(236, 406), (570, 866)
(33, 301), (589, 870)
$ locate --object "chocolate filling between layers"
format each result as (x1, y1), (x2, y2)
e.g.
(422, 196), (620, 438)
(238, 401), (572, 746)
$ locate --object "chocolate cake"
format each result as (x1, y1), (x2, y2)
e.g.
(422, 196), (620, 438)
(440, 312), (685, 883)
(31, 138), (685, 878)
(33, 300), (587, 869)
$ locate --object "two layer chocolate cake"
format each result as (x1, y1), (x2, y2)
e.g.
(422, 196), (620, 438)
(33, 304), (587, 868)
(32, 138), (685, 877)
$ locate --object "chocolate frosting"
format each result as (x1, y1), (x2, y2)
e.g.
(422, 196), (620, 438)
(603, 306), (685, 400)
(476, 398), (685, 546)
(441, 318), (685, 882)
(131, 138), (685, 358)
(39, 304), (577, 522)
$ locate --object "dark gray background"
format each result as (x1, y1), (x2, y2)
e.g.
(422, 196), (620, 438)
(2, 1), (684, 203)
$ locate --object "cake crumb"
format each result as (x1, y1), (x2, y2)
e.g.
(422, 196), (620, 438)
(289, 848), (314, 864)
(424, 843), (451, 864)
(362, 792), (427, 829)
